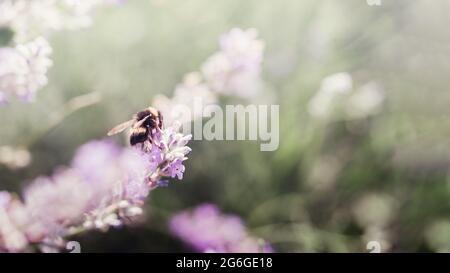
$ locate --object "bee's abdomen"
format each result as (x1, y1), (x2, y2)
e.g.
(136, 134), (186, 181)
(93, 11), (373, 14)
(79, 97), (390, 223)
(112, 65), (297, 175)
(130, 127), (148, 145)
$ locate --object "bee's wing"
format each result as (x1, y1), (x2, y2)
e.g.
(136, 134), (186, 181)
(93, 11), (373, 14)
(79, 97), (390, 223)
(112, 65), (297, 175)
(107, 119), (134, 136)
(132, 115), (150, 128)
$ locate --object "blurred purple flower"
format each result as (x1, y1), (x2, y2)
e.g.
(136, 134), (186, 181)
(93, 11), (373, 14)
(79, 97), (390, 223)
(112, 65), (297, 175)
(0, 0), (125, 104)
(0, 37), (52, 103)
(69, 140), (154, 231)
(72, 140), (121, 181)
(117, 148), (152, 200)
(153, 72), (217, 127)
(170, 203), (273, 253)
(24, 168), (93, 238)
(0, 0), (125, 43)
(308, 72), (385, 120)
(202, 28), (264, 98)
(0, 191), (29, 252)
(71, 140), (125, 207)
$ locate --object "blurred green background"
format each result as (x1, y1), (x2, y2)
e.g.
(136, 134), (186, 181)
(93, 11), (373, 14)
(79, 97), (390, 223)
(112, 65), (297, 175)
(1, 0), (450, 252)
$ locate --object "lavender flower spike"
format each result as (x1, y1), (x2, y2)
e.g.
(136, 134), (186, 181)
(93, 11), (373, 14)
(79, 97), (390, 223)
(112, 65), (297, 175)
(139, 122), (192, 188)
(0, 131), (192, 251)
(154, 124), (192, 179)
